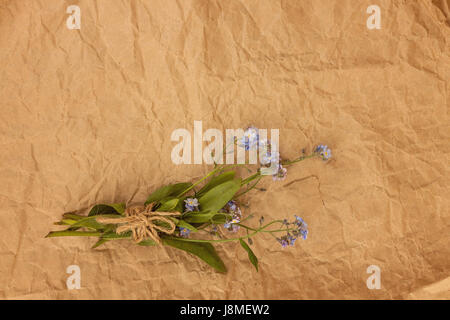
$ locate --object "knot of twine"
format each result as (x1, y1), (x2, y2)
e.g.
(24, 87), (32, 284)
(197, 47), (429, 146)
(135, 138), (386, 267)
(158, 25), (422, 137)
(96, 203), (181, 245)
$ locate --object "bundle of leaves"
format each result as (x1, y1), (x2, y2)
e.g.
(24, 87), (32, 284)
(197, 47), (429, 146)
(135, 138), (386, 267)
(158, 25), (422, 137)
(47, 134), (331, 273)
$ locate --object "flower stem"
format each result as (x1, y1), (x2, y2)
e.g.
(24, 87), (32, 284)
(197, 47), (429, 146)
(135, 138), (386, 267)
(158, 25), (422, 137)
(241, 172), (261, 185)
(235, 176), (262, 198)
(177, 165), (225, 196)
(168, 220), (283, 243)
(282, 153), (318, 166)
(237, 222), (298, 234)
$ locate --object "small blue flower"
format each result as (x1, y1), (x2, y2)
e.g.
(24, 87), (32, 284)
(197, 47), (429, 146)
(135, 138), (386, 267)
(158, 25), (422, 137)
(259, 139), (280, 166)
(287, 234), (297, 246)
(261, 150), (280, 166)
(294, 215), (308, 240)
(240, 126), (259, 151)
(315, 144), (332, 161)
(227, 200), (237, 212)
(278, 237), (289, 248)
(223, 200), (242, 232)
(272, 164), (287, 181)
(300, 228), (308, 240)
(295, 215), (304, 224)
(184, 198), (199, 212)
(224, 222), (240, 232)
(276, 216), (308, 247)
(224, 214), (241, 231)
(230, 224), (240, 233)
(179, 227), (191, 238)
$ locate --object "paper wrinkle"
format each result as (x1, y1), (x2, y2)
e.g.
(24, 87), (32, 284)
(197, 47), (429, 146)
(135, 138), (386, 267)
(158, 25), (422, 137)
(0, 0), (449, 299)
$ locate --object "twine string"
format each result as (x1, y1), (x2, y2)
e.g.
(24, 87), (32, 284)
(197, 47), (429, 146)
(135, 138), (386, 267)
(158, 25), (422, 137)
(96, 203), (181, 244)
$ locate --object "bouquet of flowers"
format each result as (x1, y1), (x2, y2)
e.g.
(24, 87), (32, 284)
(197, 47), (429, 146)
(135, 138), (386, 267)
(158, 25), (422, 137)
(46, 127), (332, 272)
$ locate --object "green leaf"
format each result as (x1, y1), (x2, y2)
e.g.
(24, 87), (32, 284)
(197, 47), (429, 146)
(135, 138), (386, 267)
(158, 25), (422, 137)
(197, 171), (235, 198)
(45, 230), (102, 237)
(173, 195), (188, 213)
(183, 212), (229, 224)
(182, 211), (215, 223)
(92, 238), (109, 249)
(145, 182), (192, 205)
(162, 237), (226, 273)
(71, 214), (122, 230)
(56, 219), (77, 226)
(71, 217), (105, 230)
(109, 203), (126, 214)
(88, 204), (125, 216)
(62, 213), (84, 220)
(156, 198), (179, 212)
(198, 178), (241, 213)
(176, 220), (198, 232)
(101, 231), (131, 239)
(239, 238), (258, 271)
(137, 239), (157, 246)
(211, 214), (229, 224)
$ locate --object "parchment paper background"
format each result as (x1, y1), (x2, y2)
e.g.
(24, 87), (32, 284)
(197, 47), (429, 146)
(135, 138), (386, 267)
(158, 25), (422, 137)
(0, 0), (449, 299)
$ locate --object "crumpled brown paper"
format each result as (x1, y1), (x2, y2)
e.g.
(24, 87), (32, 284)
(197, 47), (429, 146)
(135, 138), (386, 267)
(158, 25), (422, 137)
(0, 0), (449, 299)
